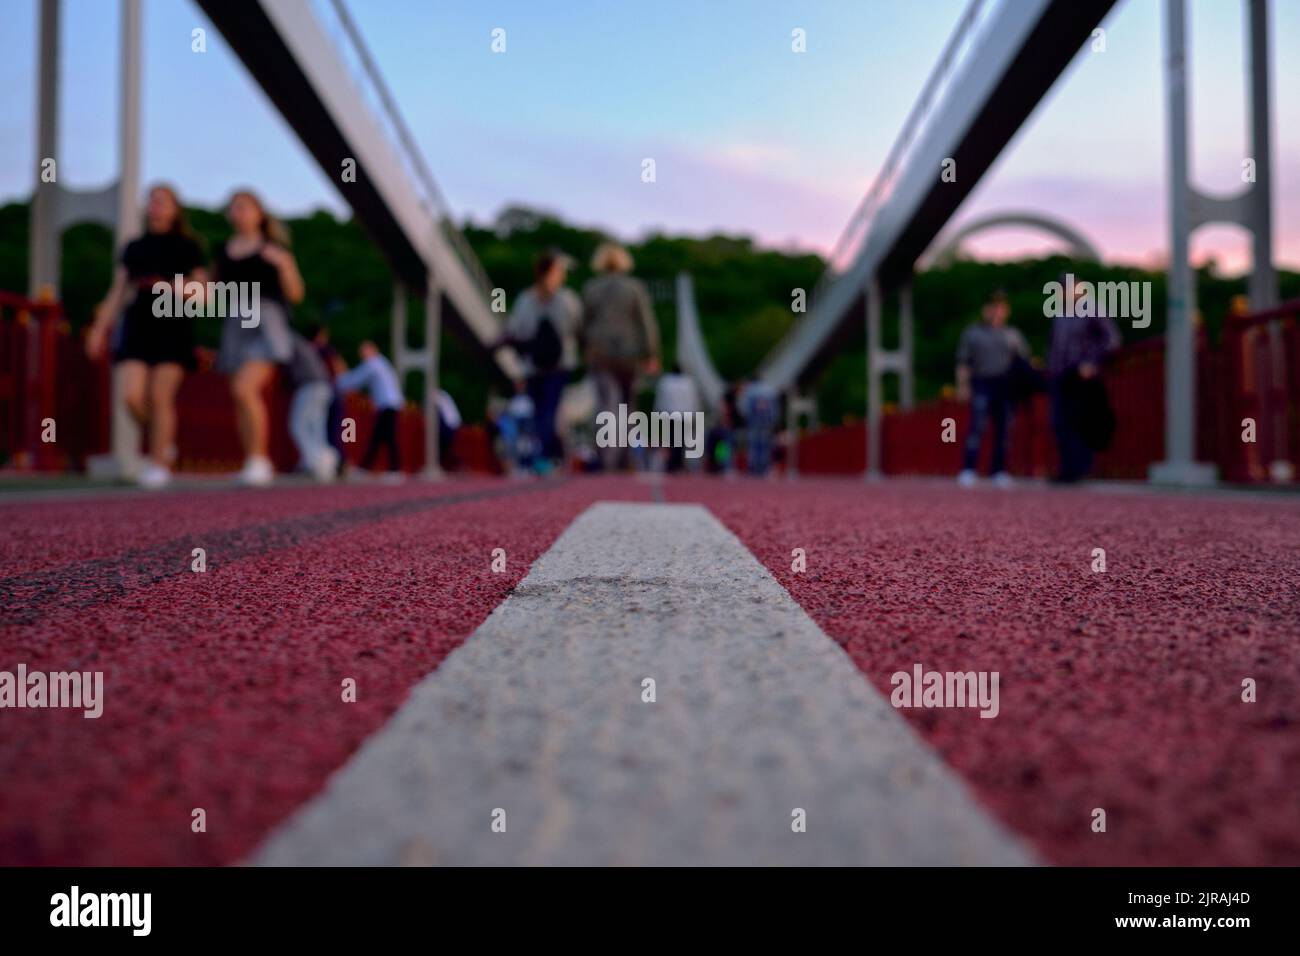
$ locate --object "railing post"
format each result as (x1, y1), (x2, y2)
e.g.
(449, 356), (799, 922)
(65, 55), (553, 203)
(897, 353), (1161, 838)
(111, 0), (143, 479)
(864, 279), (915, 479)
(899, 279), (915, 410)
(1150, 0), (1216, 486)
(423, 277), (443, 480)
(86, 0), (144, 480)
(390, 282), (407, 369)
(865, 280), (882, 480)
(390, 274), (443, 479)
(35, 305), (60, 470)
(1245, 0), (1289, 481)
(116, 0), (141, 252)
(29, 0), (60, 299)
(1246, 0), (1276, 312)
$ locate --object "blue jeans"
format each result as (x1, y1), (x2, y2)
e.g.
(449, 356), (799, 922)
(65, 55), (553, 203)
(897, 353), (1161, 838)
(963, 376), (1012, 474)
(527, 371), (567, 463)
(747, 427), (773, 475)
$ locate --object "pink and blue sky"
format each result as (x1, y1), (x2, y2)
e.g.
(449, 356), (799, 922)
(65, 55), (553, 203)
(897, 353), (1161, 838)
(2, 0), (1298, 273)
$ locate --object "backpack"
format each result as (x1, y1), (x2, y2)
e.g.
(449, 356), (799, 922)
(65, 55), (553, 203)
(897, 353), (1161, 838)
(525, 314), (563, 372)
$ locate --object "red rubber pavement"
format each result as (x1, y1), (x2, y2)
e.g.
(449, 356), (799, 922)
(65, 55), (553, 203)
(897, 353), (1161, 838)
(666, 476), (1300, 866)
(0, 479), (504, 576)
(4, 474), (1297, 866)
(0, 477), (650, 865)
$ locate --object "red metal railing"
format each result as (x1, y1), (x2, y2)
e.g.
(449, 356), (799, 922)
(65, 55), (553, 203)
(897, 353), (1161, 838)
(8, 287), (1294, 483)
(1221, 298), (1300, 482)
(173, 365), (494, 474)
(798, 299), (1300, 483)
(0, 291), (111, 471)
(0, 288), (499, 476)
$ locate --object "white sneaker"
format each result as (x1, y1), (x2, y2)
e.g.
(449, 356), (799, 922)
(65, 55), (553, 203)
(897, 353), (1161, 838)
(991, 471), (1014, 489)
(238, 456), (274, 487)
(311, 448), (339, 483)
(138, 463), (171, 489)
(379, 471), (405, 486)
(957, 469), (978, 488)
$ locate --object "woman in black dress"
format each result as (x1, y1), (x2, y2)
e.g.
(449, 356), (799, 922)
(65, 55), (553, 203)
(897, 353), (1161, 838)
(87, 185), (206, 488)
(211, 190), (304, 486)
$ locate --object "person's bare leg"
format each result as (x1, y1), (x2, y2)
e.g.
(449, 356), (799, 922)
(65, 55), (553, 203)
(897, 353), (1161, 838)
(119, 361), (149, 427)
(147, 363), (184, 467)
(231, 361), (275, 459)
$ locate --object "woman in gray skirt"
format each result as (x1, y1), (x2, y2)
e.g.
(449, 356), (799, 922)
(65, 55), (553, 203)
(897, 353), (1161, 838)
(211, 190), (304, 486)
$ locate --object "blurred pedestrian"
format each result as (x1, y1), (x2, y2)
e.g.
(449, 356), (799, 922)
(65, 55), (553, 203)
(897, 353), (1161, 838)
(212, 190), (304, 487)
(654, 364), (701, 473)
(307, 323), (347, 474)
(336, 341), (403, 476)
(739, 378), (779, 476)
(86, 184), (206, 488)
(496, 390), (538, 476)
(706, 385), (741, 475)
(506, 248), (581, 473)
(435, 388), (462, 471)
(1048, 277), (1122, 483)
(581, 242), (660, 470)
(955, 290), (1029, 488)
(284, 333), (338, 482)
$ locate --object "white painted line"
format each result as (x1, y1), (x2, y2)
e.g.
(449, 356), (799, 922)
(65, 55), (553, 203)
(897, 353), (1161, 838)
(251, 502), (1036, 865)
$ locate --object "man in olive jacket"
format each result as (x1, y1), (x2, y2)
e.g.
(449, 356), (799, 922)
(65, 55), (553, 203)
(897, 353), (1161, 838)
(581, 242), (661, 470)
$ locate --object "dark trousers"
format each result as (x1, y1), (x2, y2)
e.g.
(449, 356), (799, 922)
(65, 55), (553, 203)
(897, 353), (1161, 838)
(327, 393), (346, 468)
(963, 375), (1012, 474)
(527, 370), (567, 463)
(362, 407), (400, 472)
(1051, 378), (1093, 481)
(438, 417), (457, 470)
